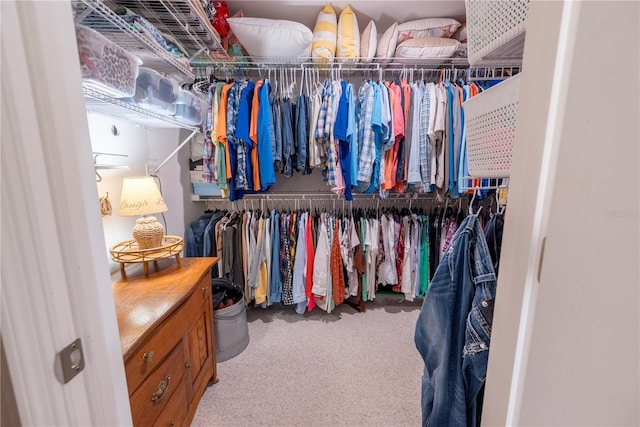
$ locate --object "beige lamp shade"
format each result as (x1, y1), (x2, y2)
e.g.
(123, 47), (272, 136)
(119, 177), (168, 249)
(119, 176), (168, 217)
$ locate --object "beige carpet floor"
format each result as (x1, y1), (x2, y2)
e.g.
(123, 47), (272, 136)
(191, 295), (424, 427)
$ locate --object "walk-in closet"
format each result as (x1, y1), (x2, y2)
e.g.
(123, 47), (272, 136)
(1, 1), (638, 427)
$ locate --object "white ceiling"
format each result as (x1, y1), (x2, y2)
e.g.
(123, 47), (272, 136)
(227, 1), (467, 33)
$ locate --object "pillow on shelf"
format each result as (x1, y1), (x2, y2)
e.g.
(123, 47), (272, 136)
(227, 17), (313, 59)
(336, 4), (360, 63)
(360, 20), (377, 63)
(394, 37), (461, 60)
(396, 18), (461, 44)
(311, 3), (338, 64)
(452, 24), (467, 43)
(224, 9), (249, 58)
(376, 22), (398, 63)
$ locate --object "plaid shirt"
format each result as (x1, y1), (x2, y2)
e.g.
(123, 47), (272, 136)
(227, 81), (248, 190)
(326, 81), (343, 190)
(356, 81), (375, 183)
(315, 80), (331, 140)
(203, 84), (216, 182)
(330, 81), (345, 194)
(419, 82), (432, 188)
(280, 214), (294, 305)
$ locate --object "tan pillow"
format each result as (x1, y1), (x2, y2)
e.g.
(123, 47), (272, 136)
(394, 37), (461, 60)
(376, 22), (398, 63)
(360, 20), (377, 62)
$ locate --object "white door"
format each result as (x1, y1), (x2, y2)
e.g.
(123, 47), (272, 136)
(483, 1), (639, 425)
(1, 1), (132, 425)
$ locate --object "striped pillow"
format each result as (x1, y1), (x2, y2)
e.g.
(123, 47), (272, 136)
(311, 4), (337, 64)
(336, 4), (360, 63)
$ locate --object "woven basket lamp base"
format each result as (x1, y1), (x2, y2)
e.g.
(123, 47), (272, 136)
(133, 216), (164, 249)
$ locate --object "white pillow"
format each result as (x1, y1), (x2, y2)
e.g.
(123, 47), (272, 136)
(360, 20), (377, 62)
(227, 17), (313, 58)
(336, 4), (360, 63)
(394, 37), (460, 61)
(452, 24), (467, 43)
(311, 4), (338, 64)
(396, 18), (461, 44)
(376, 22), (398, 63)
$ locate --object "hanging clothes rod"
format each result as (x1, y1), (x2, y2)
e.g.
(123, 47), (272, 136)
(194, 58), (474, 75)
(199, 193), (453, 202)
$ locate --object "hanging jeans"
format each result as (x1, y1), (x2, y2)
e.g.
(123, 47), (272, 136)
(269, 211), (282, 305)
(295, 94), (309, 174)
(281, 98), (294, 177)
(271, 97), (282, 172)
(484, 213), (504, 275)
(414, 214), (497, 427)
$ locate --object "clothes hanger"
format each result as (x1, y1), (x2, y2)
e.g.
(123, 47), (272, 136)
(469, 187), (479, 215)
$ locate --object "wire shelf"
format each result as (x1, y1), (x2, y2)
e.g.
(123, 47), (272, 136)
(103, 0), (228, 63)
(83, 87), (201, 131)
(193, 55), (470, 69)
(72, 0), (195, 82)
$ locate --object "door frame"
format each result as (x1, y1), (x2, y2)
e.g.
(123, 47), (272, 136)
(1, 1), (131, 425)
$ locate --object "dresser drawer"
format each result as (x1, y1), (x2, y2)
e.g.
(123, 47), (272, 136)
(130, 343), (186, 426)
(125, 277), (212, 394)
(153, 378), (188, 427)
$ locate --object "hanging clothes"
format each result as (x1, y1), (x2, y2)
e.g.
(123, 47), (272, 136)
(198, 72), (488, 202)
(257, 79), (276, 188)
(414, 214), (497, 427)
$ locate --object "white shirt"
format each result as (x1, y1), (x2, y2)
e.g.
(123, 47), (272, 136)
(312, 214), (332, 311)
(407, 82), (423, 184)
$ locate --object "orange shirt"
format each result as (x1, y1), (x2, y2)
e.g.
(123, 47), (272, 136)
(396, 78), (412, 191)
(250, 80), (262, 145)
(250, 80), (263, 191)
(384, 83), (405, 191)
(216, 83), (234, 180)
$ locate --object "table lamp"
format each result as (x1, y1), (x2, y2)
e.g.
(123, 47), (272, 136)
(119, 176), (168, 249)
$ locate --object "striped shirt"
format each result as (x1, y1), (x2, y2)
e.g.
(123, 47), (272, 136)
(203, 84), (216, 183)
(420, 81), (432, 188)
(227, 81), (247, 190)
(356, 81), (375, 183)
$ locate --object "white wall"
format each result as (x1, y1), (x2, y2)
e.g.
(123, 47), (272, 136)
(88, 115), (195, 272)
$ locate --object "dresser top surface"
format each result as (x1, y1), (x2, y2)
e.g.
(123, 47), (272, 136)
(112, 257), (216, 357)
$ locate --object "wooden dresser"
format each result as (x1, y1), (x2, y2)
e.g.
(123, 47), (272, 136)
(112, 257), (217, 427)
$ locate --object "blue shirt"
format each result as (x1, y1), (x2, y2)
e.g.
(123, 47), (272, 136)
(346, 83), (358, 187)
(334, 80), (349, 141)
(237, 81), (255, 190)
(258, 80), (276, 188)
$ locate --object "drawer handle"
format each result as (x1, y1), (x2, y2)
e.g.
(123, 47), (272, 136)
(202, 286), (207, 292)
(168, 421), (175, 427)
(151, 375), (170, 403)
(185, 362), (192, 369)
(142, 351), (154, 363)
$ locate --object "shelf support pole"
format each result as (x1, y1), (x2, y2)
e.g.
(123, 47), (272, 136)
(152, 129), (199, 175)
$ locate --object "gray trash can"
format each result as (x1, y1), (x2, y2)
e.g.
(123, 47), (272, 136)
(212, 278), (250, 362)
